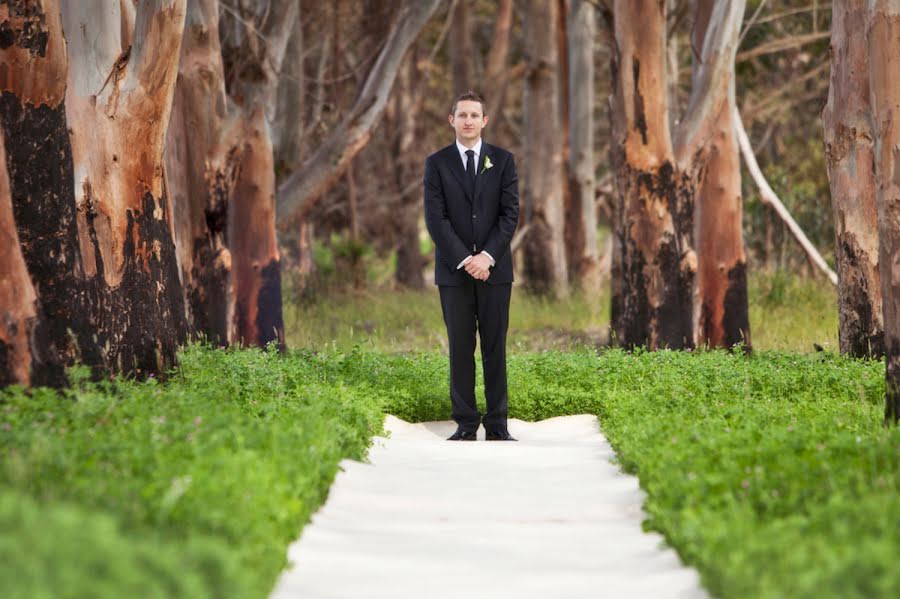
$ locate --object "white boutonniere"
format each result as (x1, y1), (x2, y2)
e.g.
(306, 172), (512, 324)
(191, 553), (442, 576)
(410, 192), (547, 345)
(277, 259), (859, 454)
(480, 155), (493, 175)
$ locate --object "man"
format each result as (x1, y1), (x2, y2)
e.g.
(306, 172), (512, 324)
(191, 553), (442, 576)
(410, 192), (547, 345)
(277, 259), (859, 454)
(423, 91), (519, 442)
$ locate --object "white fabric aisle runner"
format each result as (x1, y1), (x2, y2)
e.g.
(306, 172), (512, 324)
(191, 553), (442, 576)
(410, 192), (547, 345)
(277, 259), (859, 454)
(270, 415), (709, 599)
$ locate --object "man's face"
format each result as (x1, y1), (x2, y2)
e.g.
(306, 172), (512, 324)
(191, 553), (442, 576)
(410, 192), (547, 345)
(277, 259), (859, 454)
(449, 100), (488, 145)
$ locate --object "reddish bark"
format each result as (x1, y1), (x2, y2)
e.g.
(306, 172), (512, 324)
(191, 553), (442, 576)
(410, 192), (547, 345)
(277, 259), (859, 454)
(823, 0), (883, 358)
(693, 0), (750, 350)
(166, 0), (233, 345)
(0, 129), (40, 386)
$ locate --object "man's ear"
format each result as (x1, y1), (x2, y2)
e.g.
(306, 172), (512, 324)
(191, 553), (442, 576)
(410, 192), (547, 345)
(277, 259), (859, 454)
(482, 115), (489, 127)
(448, 115), (455, 127)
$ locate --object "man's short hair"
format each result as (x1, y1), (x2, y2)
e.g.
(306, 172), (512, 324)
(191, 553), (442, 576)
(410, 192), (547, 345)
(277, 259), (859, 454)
(450, 91), (487, 116)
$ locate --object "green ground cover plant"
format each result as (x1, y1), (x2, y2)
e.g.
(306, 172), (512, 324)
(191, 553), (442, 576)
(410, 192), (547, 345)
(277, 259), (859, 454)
(2, 268), (885, 598)
(0, 346), (385, 599)
(326, 346), (896, 599)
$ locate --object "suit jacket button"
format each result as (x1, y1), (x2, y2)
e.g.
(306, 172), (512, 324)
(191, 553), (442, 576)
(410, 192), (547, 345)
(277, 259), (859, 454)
(472, 214), (476, 219)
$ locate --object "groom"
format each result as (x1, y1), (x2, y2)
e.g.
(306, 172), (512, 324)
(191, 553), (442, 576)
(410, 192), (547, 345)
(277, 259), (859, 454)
(423, 91), (519, 442)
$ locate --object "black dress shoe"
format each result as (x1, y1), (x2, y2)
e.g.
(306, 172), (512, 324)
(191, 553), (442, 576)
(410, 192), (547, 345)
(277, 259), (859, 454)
(447, 428), (478, 441)
(485, 430), (517, 441)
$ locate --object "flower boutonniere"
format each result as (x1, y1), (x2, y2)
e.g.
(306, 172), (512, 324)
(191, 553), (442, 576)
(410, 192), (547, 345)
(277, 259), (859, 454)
(480, 155), (494, 175)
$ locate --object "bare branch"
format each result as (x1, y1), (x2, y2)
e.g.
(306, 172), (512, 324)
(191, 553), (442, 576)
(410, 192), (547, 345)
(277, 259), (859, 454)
(734, 106), (837, 285)
(276, 0), (441, 223)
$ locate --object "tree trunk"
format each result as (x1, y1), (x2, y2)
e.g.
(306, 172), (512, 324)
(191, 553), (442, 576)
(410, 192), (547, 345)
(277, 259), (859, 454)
(558, 0), (577, 284)
(63, 0), (188, 377)
(609, 0), (744, 350)
(823, 0), (883, 359)
(394, 51), (425, 289)
(567, 0), (600, 294)
(229, 106), (285, 348)
(0, 130), (42, 387)
(481, 0), (515, 146)
(274, 9), (305, 172)
(522, 0), (568, 298)
(2, 0), (187, 381)
(220, 0), (297, 350)
(867, 0), (900, 423)
(610, 0), (690, 349)
(0, 0), (69, 387)
(450, 0), (473, 93)
(166, 0), (233, 346)
(693, 0), (750, 350)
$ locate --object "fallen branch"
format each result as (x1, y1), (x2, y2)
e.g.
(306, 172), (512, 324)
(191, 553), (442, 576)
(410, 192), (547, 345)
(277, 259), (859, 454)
(733, 106), (837, 285)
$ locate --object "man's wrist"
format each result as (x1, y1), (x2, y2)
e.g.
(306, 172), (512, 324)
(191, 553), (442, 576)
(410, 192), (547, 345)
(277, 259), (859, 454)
(457, 255), (474, 269)
(480, 250), (495, 267)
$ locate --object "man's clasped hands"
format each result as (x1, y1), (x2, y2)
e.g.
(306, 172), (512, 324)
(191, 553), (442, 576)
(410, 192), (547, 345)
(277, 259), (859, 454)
(464, 253), (492, 281)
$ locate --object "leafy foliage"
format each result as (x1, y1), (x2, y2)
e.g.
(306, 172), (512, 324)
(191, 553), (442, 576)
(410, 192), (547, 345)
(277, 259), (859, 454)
(3, 343), (895, 598)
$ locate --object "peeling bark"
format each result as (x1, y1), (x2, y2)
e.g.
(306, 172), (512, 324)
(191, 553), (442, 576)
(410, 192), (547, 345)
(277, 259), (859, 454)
(166, 0), (232, 345)
(609, 0), (744, 350)
(610, 1), (692, 349)
(0, 0), (70, 386)
(219, 0), (297, 349)
(823, 0), (883, 358)
(55, 0), (188, 377)
(523, 0), (568, 298)
(693, 0), (750, 350)
(867, 0), (900, 423)
(229, 107), (284, 348)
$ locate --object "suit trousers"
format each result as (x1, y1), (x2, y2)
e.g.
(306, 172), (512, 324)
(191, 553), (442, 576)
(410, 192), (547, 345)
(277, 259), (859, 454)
(438, 279), (512, 433)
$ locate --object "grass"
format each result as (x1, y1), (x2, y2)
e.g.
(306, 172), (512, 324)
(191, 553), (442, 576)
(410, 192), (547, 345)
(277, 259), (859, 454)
(4, 270), (878, 598)
(284, 270), (835, 354)
(748, 269), (838, 352)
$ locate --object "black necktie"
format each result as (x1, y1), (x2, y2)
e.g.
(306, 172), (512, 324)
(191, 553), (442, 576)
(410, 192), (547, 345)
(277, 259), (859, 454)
(465, 149), (476, 193)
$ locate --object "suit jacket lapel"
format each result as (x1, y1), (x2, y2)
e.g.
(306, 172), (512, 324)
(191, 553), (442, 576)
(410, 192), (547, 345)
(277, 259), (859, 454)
(473, 143), (493, 206)
(444, 146), (472, 204)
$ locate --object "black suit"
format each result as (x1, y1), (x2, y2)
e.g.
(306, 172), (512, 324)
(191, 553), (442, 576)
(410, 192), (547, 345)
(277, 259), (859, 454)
(423, 141), (519, 434)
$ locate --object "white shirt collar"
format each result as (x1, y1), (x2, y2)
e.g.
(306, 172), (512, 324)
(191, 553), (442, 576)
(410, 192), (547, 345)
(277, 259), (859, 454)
(456, 138), (483, 169)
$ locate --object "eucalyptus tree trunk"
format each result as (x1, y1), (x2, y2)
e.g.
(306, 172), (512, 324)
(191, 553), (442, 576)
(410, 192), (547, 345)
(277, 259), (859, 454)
(482, 0), (514, 120)
(220, 0), (297, 350)
(822, 0), (883, 359)
(166, 0), (233, 346)
(393, 51), (425, 289)
(522, 0), (569, 298)
(609, 0), (745, 350)
(693, 0), (750, 350)
(274, 11), (305, 171)
(0, 131), (44, 387)
(567, 0), (600, 294)
(1, 0), (187, 381)
(62, 0), (188, 376)
(867, 0), (900, 423)
(0, 0), (68, 387)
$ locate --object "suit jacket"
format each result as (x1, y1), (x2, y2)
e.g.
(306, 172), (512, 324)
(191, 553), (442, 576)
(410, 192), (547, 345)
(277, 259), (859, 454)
(423, 141), (519, 286)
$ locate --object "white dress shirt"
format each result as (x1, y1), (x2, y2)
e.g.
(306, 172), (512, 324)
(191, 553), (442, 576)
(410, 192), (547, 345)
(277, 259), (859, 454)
(454, 138), (495, 270)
